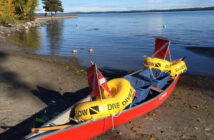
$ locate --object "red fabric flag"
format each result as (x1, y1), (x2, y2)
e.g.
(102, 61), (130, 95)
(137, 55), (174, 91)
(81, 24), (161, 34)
(153, 38), (171, 61)
(97, 71), (112, 97)
(86, 64), (100, 97)
(86, 61), (112, 97)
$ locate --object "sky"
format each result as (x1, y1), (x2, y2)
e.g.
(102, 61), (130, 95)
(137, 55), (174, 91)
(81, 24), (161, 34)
(37, 0), (214, 13)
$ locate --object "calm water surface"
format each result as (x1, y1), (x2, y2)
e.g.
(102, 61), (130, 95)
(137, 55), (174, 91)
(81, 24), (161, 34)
(9, 11), (214, 76)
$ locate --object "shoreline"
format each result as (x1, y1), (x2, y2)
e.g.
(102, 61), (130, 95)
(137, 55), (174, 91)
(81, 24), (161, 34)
(0, 15), (77, 38)
(36, 15), (78, 20)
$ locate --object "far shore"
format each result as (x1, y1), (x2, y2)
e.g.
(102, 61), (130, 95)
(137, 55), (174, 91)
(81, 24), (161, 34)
(35, 15), (78, 20)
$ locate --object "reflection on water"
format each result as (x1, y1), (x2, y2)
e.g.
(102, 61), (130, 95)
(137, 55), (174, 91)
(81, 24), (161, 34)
(7, 11), (214, 77)
(46, 20), (64, 55)
(185, 47), (214, 59)
(9, 28), (41, 50)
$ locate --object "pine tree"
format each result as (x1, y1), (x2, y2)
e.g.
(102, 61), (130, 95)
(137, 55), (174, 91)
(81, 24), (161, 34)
(42, 0), (63, 16)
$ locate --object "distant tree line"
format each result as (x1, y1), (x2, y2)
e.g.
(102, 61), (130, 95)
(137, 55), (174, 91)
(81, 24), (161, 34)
(42, 0), (63, 16)
(0, 0), (38, 25)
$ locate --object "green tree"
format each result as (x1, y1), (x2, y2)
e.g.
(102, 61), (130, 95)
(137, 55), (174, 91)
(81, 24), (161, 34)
(42, 0), (63, 16)
(0, 0), (38, 25)
(0, 0), (17, 25)
(14, 0), (39, 20)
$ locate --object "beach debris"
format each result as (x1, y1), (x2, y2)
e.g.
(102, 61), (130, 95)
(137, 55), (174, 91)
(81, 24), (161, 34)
(206, 133), (211, 136)
(160, 130), (164, 133)
(150, 137), (156, 140)
(72, 49), (78, 54)
(181, 135), (186, 139)
(204, 127), (212, 132)
(196, 118), (202, 122)
(190, 104), (200, 110)
(194, 127), (199, 130)
(88, 48), (94, 53)
(131, 125), (141, 131)
(128, 132), (135, 137)
(116, 131), (123, 135)
(144, 116), (154, 121)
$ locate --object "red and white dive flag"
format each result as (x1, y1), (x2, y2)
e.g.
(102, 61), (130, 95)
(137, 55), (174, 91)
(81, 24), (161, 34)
(153, 38), (171, 61)
(87, 61), (112, 97)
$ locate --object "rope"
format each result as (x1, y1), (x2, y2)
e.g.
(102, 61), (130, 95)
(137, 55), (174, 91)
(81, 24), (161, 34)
(149, 68), (162, 80)
(111, 91), (136, 131)
(111, 115), (115, 130)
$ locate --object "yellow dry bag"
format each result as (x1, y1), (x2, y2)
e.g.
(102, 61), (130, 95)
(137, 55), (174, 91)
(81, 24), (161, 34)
(170, 60), (187, 76)
(144, 57), (170, 72)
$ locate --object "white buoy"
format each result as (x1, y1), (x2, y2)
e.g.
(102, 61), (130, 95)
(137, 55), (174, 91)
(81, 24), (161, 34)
(162, 25), (166, 29)
(72, 49), (78, 54)
(88, 48), (94, 53)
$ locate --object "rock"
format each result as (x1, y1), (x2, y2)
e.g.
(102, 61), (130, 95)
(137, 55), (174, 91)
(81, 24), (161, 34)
(19, 25), (26, 30)
(26, 22), (32, 26)
(25, 26), (29, 30)
(16, 28), (21, 32)
(6, 24), (13, 27)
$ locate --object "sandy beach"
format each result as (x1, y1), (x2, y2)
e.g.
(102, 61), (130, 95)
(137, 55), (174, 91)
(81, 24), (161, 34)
(0, 34), (213, 139)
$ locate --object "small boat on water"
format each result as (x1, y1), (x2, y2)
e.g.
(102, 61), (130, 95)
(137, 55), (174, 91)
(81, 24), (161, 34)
(25, 38), (187, 140)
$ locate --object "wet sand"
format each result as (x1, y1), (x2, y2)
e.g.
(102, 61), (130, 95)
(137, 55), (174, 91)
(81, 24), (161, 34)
(0, 39), (213, 140)
(0, 40), (88, 139)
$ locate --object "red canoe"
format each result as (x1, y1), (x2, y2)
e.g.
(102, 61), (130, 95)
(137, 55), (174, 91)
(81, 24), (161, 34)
(25, 69), (180, 140)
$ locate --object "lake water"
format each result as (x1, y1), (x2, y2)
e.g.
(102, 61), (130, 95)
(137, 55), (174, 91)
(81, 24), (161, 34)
(9, 11), (214, 77)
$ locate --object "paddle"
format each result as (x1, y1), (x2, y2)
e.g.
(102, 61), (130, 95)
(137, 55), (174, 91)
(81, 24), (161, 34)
(31, 124), (73, 133)
(151, 86), (163, 92)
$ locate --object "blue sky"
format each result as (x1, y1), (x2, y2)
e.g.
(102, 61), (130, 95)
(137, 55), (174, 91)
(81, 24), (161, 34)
(37, 0), (214, 13)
